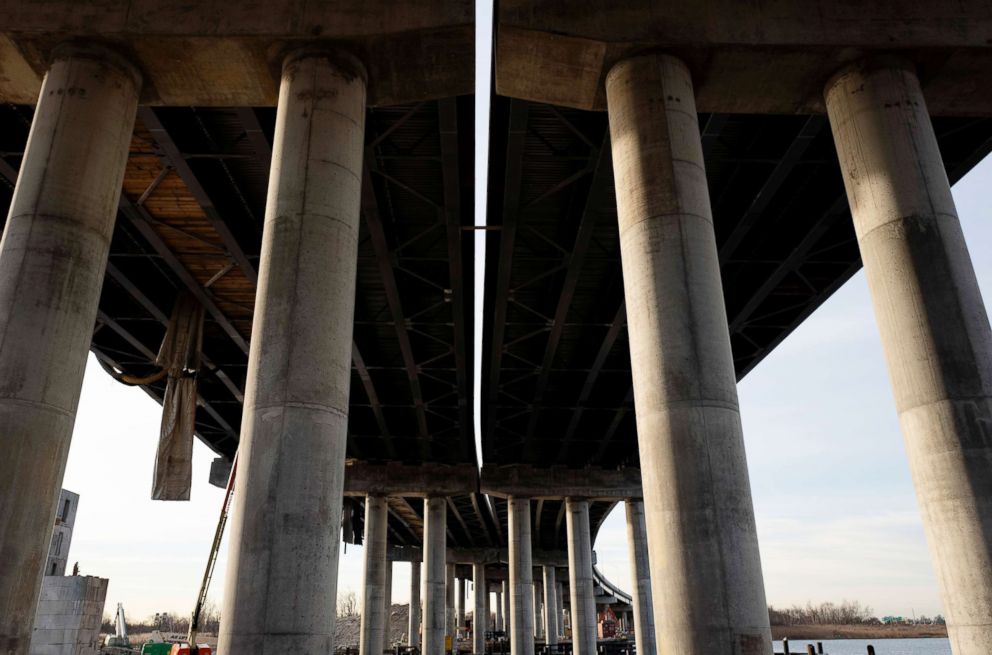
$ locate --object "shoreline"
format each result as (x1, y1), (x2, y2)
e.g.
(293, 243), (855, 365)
(771, 624), (948, 640)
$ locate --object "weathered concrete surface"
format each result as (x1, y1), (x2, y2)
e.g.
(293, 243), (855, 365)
(423, 498), (447, 655)
(410, 561), (422, 649)
(625, 500), (656, 655)
(360, 497), (388, 655)
(825, 59), (992, 655)
(495, 590), (503, 632)
(543, 566), (558, 645)
(565, 499), (597, 655)
(457, 576), (466, 632)
(344, 462), (478, 497)
(605, 53), (771, 655)
(533, 578), (544, 640)
(496, 0), (992, 115)
(217, 50), (365, 653)
(508, 497), (535, 655)
(446, 563), (456, 638)
(0, 44), (139, 653)
(0, 0), (473, 106)
(502, 581), (510, 636)
(481, 465), (641, 499)
(29, 575), (108, 655)
(474, 564), (487, 655)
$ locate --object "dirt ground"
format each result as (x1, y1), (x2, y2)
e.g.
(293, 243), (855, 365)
(771, 624), (948, 640)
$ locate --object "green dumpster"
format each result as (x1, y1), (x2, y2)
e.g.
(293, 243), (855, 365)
(141, 643), (173, 655)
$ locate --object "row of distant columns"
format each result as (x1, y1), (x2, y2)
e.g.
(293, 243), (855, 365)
(0, 37), (990, 655)
(358, 494), (632, 655)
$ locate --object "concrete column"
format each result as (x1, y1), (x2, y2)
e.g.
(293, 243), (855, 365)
(534, 578), (544, 640)
(457, 576), (466, 632)
(556, 582), (565, 638)
(508, 497), (535, 655)
(605, 52), (771, 655)
(474, 564), (487, 655)
(625, 500), (656, 655)
(424, 497), (448, 655)
(360, 496), (389, 655)
(385, 560), (394, 644)
(566, 499), (598, 655)
(410, 561), (422, 649)
(503, 582), (510, 634)
(218, 49), (366, 653)
(825, 59), (992, 655)
(495, 590), (503, 632)
(447, 563), (457, 639)
(543, 567), (559, 646)
(0, 44), (140, 650)
(486, 588), (493, 631)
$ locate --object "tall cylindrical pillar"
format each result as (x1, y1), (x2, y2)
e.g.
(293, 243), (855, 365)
(385, 560), (394, 644)
(218, 49), (366, 653)
(474, 564), (488, 655)
(0, 43), (140, 651)
(411, 561), (422, 649)
(556, 582), (565, 638)
(424, 498), (448, 655)
(360, 496), (389, 655)
(543, 567), (559, 646)
(503, 581), (510, 635)
(534, 578), (544, 640)
(508, 497), (535, 655)
(625, 500), (656, 655)
(566, 499), (597, 655)
(605, 53), (771, 655)
(447, 563), (457, 640)
(458, 576), (466, 633)
(825, 59), (992, 655)
(495, 590), (503, 632)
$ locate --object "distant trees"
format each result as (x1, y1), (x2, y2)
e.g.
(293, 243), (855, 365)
(338, 590), (359, 618)
(768, 601), (876, 626)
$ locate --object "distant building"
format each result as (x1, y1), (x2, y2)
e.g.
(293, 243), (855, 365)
(45, 489), (79, 577)
(30, 489), (108, 655)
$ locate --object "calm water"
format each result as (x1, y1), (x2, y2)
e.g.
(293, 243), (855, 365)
(775, 638), (951, 655)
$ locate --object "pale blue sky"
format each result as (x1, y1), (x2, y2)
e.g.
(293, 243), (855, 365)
(59, 0), (991, 622)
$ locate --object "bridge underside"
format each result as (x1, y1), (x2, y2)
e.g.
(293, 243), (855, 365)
(2, 1), (992, 653)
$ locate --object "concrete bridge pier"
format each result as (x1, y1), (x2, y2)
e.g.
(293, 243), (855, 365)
(495, 588), (503, 631)
(825, 59), (992, 655)
(474, 563), (487, 655)
(605, 52), (772, 655)
(218, 48), (366, 653)
(565, 498), (597, 655)
(556, 581), (566, 639)
(508, 496), (535, 655)
(457, 576), (466, 634)
(543, 566), (559, 645)
(447, 563), (457, 640)
(424, 497), (448, 655)
(0, 43), (140, 651)
(625, 500), (656, 655)
(503, 580), (510, 634)
(410, 561), (422, 649)
(533, 577), (544, 640)
(360, 496), (389, 655)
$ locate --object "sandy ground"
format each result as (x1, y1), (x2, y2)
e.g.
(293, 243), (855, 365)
(771, 624), (948, 640)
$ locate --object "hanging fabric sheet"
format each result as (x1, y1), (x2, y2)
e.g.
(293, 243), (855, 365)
(152, 291), (205, 501)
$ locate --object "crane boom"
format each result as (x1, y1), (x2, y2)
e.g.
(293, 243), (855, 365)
(187, 453), (238, 648)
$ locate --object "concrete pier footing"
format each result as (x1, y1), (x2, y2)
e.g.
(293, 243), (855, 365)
(508, 497), (535, 655)
(565, 498), (597, 655)
(605, 52), (772, 655)
(217, 49), (366, 653)
(474, 564), (487, 655)
(625, 500), (656, 655)
(410, 561), (422, 649)
(825, 59), (992, 655)
(543, 566), (559, 645)
(423, 497), (448, 655)
(360, 496), (389, 655)
(0, 44), (140, 651)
